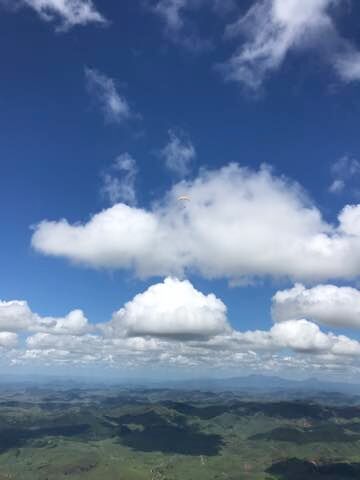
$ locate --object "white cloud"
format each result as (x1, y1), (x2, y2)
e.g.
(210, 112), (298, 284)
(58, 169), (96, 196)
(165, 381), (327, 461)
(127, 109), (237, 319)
(31, 163), (360, 283)
(161, 129), (196, 177)
(85, 67), (132, 124)
(273, 283), (360, 329)
(102, 277), (229, 340)
(0, 300), (91, 335)
(230, 319), (360, 356)
(0, 302), (21, 348)
(331, 335), (360, 356)
(270, 319), (333, 353)
(16, 0), (105, 30)
(222, 0), (360, 89)
(21, 316), (360, 371)
(102, 153), (138, 206)
(217, 320), (330, 354)
(338, 204), (360, 236)
(32, 203), (161, 275)
(0, 300), (35, 332)
(37, 309), (91, 335)
(26, 332), (99, 350)
(329, 155), (360, 195)
(0, 332), (18, 349)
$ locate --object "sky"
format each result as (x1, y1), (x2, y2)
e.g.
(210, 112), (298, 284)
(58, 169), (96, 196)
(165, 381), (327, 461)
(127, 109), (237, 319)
(3, 0), (360, 381)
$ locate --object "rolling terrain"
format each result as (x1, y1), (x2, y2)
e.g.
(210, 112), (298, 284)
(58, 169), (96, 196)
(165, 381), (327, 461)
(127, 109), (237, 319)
(0, 381), (359, 478)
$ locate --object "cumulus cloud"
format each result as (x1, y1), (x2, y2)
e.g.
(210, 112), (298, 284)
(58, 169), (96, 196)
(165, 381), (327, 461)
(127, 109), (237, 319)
(161, 129), (196, 177)
(0, 300), (36, 332)
(85, 67), (132, 124)
(221, 0), (360, 89)
(0, 300), (91, 335)
(224, 319), (360, 356)
(0, 302), (22, 348)
(102, 153), (138, 206)
(102, 277), (229, 340)
(270, 319), (333, 353)
(31, 163), (360, 283)
(5, 0), (106, 30)
(273, 283), (360, 329)
(329, 155), (360, 194)
(37, 309), (92, 335)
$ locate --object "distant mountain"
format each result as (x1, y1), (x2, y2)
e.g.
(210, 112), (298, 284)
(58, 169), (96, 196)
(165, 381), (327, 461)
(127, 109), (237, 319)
(155, 374), (360, 395)
(2, 373), (360, 397)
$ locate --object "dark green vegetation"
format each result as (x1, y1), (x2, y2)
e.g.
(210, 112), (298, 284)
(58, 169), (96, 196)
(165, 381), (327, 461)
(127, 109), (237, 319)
(267, 459), (360, 479)
(0, 383), (360, 478)
(250, 424), (360, 444)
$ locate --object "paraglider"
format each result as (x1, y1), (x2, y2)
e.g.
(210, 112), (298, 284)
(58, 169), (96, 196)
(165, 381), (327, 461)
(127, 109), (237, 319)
(177, 195), (191, 214)
(177, 195), (191, 202)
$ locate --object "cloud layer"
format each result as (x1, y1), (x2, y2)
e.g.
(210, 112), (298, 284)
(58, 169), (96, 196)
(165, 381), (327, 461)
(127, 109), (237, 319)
(32, 163), (360, 283)
(3, 278), (360, 376)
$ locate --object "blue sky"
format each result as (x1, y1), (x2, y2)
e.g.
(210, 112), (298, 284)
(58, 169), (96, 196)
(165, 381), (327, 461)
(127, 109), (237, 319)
(2, 0), (360, 380)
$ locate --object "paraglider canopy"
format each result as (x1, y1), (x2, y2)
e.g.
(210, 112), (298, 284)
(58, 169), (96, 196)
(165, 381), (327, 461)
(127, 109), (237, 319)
(177, 195), (191, 202)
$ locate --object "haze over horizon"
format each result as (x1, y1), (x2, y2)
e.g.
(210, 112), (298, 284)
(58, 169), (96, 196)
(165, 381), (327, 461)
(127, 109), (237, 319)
(3, 0), (360, 381)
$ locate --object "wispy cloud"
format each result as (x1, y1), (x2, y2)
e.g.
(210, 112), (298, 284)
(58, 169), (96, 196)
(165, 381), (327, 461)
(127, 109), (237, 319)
(151, 0), (236, 31)
(329, 155), (360, 194)
(221, 0), (360, 90)
(161, 129), (196, 177)
(85, 67), (133, 124)
(153, 0), (187, 31)
(4, 0), (106, 30)
(149, 0), (216, 52)
(335, 51), (360, 83)
(101, 153), (138, 206)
